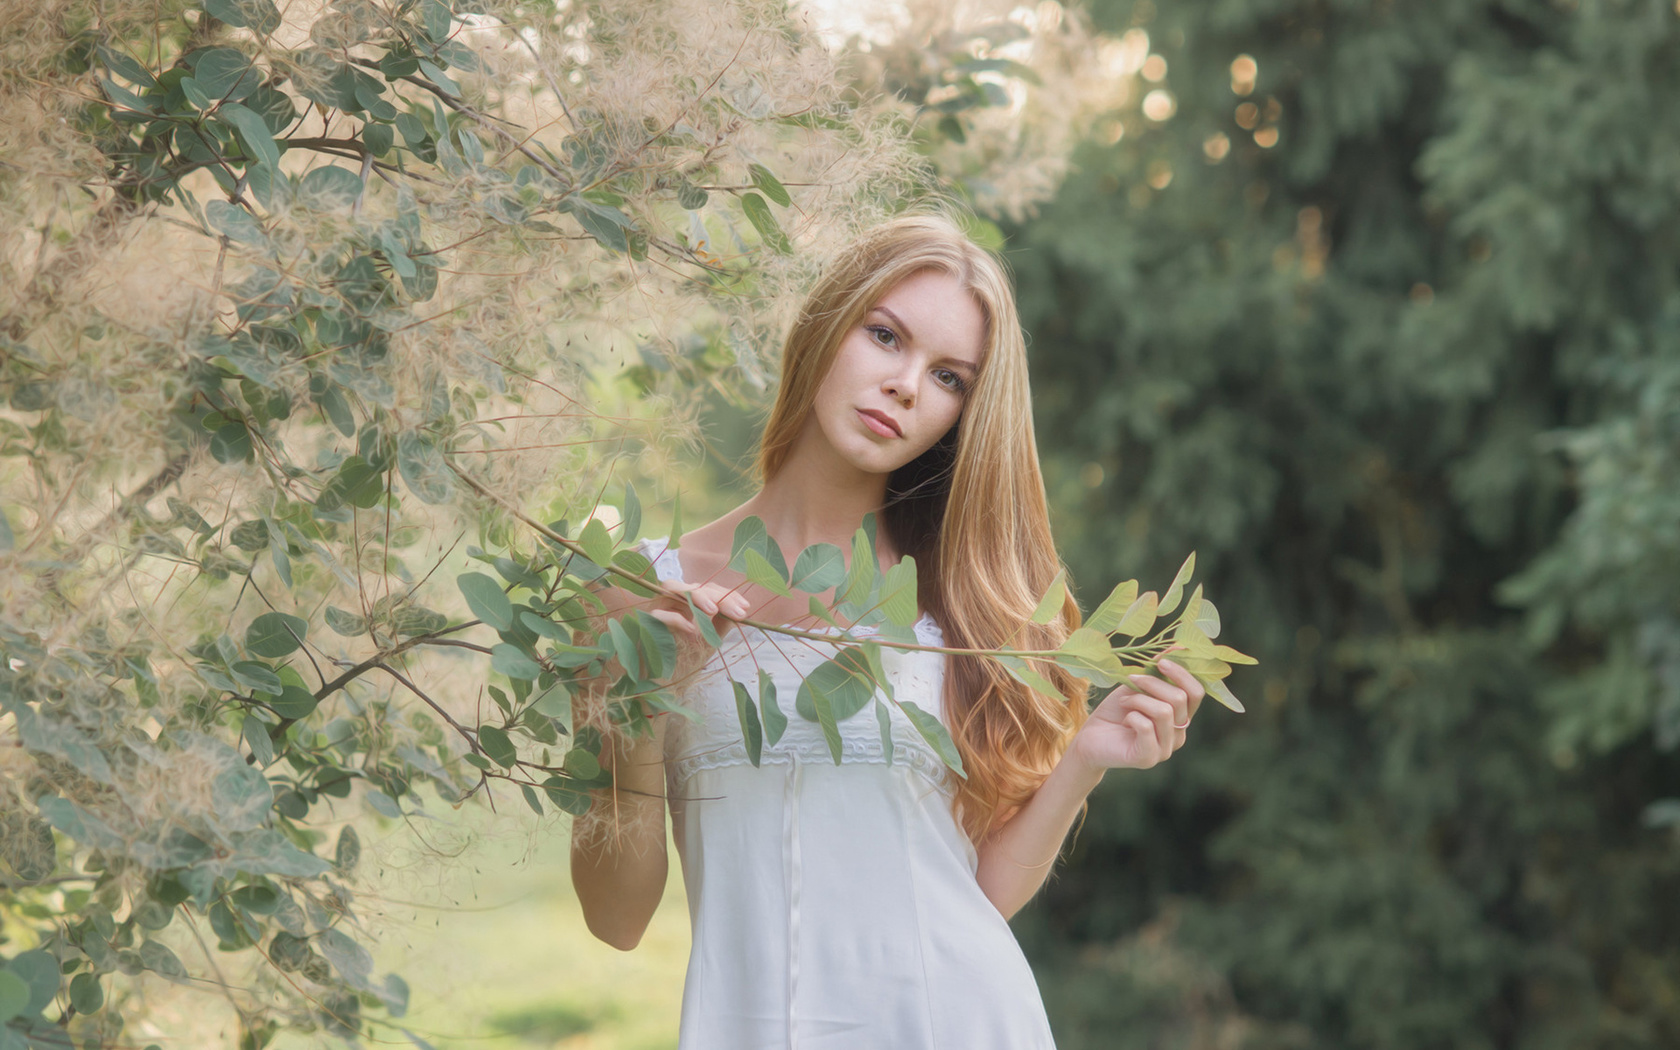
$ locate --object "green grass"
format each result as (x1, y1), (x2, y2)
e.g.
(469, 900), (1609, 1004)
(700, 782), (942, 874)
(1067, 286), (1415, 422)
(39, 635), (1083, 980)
(354, 805), (690, 1050)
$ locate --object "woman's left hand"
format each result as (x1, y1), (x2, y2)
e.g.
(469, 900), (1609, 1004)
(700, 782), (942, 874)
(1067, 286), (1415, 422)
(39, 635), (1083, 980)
(1066, 657), (1205, 775)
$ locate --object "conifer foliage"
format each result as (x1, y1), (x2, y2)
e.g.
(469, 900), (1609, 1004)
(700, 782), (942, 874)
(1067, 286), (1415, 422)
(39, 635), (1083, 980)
(1011, 1), (1680, 1046)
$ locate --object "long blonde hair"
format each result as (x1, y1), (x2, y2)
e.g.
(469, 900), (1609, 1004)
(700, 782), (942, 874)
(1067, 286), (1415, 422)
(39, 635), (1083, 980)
(758, 212), (1089, 843)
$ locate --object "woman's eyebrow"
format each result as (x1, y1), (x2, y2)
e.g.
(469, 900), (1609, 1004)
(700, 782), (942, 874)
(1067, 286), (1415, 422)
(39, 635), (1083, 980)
(872, 306), (915, 344)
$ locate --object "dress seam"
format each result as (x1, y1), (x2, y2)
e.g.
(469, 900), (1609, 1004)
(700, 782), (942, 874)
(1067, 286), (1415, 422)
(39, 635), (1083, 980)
(902, 792), (942, 1050)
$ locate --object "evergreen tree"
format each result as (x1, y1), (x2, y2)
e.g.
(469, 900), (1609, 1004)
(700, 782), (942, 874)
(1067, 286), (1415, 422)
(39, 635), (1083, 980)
(1007, 1), (1680, 1047)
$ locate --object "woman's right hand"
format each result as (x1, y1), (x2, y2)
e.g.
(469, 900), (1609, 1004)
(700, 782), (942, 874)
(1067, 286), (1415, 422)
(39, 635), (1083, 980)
(642, 580), (750, 681)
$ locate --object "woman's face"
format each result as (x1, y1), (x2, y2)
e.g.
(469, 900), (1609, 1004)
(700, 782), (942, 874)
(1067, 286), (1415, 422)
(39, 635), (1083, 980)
(806, 268), (986, 476)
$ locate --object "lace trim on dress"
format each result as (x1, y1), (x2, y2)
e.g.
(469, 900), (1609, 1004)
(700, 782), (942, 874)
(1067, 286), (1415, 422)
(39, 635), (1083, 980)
(639, 537), (955, 794)
(669, 735), (955, 794)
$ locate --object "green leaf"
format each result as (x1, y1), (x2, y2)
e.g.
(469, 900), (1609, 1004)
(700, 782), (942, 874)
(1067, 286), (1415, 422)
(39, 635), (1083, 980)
(607, 618), (640, 680)
(807, 678), (844, 763)
(758, 669), (786, 745)
(729, 516), (788, 580)
(139, 940), (189, 980)
(11, 704), (113, 784)
(204, 198), (267, 245)
(676, 179), (708, 210)
(325, 606), (367, 636)
(579, 517), (614, 566)
(842, 526), (877, 606)
(363, 121), (394, 157)
(565, 196), (631, 252)
(190, 48), (261, 101)
(520, 783), (543, 815)
(491, 644), (542, 681)
(1030, 568), (1067, 625)
(808, 595), (841, 627)
(669, 489), (685, 548)
(318, 928), (373, 985)
(1085, 578), (1139, 635)
(1158, 551), (1196, 618)
(542, 775), (592, 815)
(1054, 627), (1127, 687)
(740, 191), (791, 253)
(630, 612), (677, 680)
(874, 698), (895, 764)
(246, 611), (306, 657)
(180, 75), (214, 111)
(458, 572), (513, 630)
(748, 163), (791, 206)
(563, 747), (600, 779)
(209, 419), (253, 463)
(1214, 643), (1258, 665)
(7, 950), (59, 1017)
(477, 724), (516, 767)
(789, 543), (846, 592)
(878, 557), (919, 627)
(230, 660), (283, 696)
(900, 702), (964, 777)
(336, 825), (361, 871)
(420, 0), (452, 41)
(684, 594), (722, 648)
(397, 431), (453, 504)
(795, 647), (875, 723)
(0, 971), (31, 1023)
(742, 547), (793, 597)
(998, 654), (1061, 697)
(1205, 677), (1246, 713)
(213, 759), (273, 829)
(270, 684), (317, 720)
(1115, 591), (1159, 637)
(203, 0), (282, 35)
(621, 482), (642, 543)
(732, 681), (764, 767)
(1195, 594), (1222, 638)
(297, 165), (365, 211)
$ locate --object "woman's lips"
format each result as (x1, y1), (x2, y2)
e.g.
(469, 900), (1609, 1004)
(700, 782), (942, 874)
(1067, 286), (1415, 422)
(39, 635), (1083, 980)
(857, 408), (903, 438)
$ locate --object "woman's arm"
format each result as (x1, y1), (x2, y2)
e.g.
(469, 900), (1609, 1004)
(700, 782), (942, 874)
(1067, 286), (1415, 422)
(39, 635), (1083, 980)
(570, 711), (672, 950)
(569, 577), (746, 950)
(974, 658), (1204, 920)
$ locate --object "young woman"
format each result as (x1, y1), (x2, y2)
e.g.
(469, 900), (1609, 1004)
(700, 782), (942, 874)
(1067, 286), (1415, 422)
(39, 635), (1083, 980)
(571, 213), (1204, 1048)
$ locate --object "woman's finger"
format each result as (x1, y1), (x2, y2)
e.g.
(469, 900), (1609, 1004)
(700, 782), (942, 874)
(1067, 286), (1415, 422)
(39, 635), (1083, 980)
(1126, 673), (1190, 728)
(1123, 709), (1166, 767)
(1143, 694), (1179, 756)
(1155, 658), (1205, 725)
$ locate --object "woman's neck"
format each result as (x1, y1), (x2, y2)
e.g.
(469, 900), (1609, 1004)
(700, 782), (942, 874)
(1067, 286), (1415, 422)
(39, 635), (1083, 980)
(743, 435), (893, 557)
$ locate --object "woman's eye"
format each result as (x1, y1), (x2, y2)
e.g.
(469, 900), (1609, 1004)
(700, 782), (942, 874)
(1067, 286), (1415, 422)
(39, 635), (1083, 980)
(934, 369), (966, 392)
(868, 325), (897, 348)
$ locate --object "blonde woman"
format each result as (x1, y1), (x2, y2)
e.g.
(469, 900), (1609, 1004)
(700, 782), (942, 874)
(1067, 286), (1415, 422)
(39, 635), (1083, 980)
(571, 213), (1204, 1048)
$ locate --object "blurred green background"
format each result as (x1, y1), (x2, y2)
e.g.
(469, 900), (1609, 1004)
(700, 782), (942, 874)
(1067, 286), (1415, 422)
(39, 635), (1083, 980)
(1004, 1), (1680, 1048)
(316, 1), (1680, 1047)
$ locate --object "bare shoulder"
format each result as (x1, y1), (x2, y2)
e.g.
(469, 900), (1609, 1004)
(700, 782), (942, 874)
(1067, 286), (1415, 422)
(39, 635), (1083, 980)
(664, 512), (742, 583)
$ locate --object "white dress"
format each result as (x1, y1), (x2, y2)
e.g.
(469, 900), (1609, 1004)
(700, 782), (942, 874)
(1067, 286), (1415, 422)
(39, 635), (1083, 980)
(640, 539), (1058, 1050)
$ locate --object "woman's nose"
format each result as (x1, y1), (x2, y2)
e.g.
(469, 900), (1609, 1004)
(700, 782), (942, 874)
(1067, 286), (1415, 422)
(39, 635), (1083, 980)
(882, 369), (916, 406)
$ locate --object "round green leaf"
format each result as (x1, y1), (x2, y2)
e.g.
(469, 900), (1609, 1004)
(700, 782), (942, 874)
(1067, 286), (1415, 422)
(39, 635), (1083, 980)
(297, 165), (365, 211)
(246, 611), (306, 657)
(68, 972), (103, 1014)
(0, 971), (29, 1023)
(491, 643), (542, 681)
